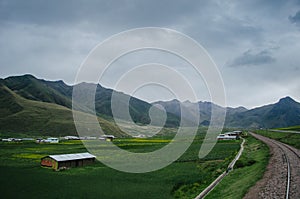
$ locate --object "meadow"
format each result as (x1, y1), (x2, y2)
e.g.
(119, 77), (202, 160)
(255, 129), (300, 149)
(277, 125), (300, 131)
(205, 134), (269, 199)
(0, 131), (243, 199)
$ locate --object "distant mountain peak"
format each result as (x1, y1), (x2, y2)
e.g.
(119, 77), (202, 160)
(54, 80), (65, 84)
(278, 96), (297, 106)
(23, 74), (36, 78)
(1, 74), (300, 129)
(8, 74), (36, 79)
(183, 100), (192, 104)
(170, 99), (180, 102)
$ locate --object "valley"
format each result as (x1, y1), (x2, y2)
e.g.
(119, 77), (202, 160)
(0, 74), (299, 198)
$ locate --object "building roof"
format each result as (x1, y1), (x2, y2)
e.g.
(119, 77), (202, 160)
(47, 152), (96, 162)
(102, 135), (115, 138)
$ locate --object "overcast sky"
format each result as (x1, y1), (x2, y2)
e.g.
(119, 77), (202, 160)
(1, 0), (300, 108)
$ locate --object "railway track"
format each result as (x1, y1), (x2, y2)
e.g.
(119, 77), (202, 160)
(268, 138), (291, 199)
(281, 142), (300, 159)
(245, 133), (300, 199)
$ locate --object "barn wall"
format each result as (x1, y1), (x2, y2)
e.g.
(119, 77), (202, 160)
(41, 157), (58, 170)
(41, 157), (53, 167)
(56, 158), (95, 170)
(42, 156), (95, 170)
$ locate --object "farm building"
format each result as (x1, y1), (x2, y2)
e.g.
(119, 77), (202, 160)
(233, 131), (243, 135)
(41, 152), (96, 170)
(217, 131), (241, 140)
(101, 135), (115, 141)
(64, 136), (80, 140)
(45, 137), (59, 143)
(36, 137), (59, 143)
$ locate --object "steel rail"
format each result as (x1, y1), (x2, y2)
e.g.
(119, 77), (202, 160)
(251, 133), (291, 199)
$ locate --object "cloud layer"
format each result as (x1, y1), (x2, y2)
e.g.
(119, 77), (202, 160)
(228, 49), (276, 67)
(0, 0), (300, 108)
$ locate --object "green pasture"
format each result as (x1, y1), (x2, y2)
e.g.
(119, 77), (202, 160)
(0, 134), (242, 199)
(277, 125), (300, 131)
(206, 134), (269, 199)
(256, 129), (300, 149)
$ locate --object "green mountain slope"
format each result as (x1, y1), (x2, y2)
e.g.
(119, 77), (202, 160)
(1, 74), (299, 131)
(2, 74), (72, 108)
(225, 97), (300, 128)
(1, 75), (180, 127)
(0, 84), (126, 137)
(0, 85), (23, 117)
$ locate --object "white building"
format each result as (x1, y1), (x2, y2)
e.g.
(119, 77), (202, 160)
(44, 137), (59, 143)
(217, 132), (239, 140)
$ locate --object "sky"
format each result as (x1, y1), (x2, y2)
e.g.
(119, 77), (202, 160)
(0, 0), (300, 108)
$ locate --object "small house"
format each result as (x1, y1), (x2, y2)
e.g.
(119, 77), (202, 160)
(133, 134), (146, 138)
(217, 134), (236, 140)
(45, 137), (59, 143)
(41, 152), (96, 170)
(1, 138), (22, 142)
(233, 131), (243, 136)
(36, 137), (59, 143)
(100, 135), (115, 141)
(217, 133), (237, 140)
(64, 136), (80, 140)
(217, 131), (242, 140)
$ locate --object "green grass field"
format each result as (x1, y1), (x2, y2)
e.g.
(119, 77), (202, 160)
(0, 133), (242, 199)
(255, 129), (300, 149)
(205, 134), (269, 199)
(277, 125), (300, 131)
(0, 84), (127, 137)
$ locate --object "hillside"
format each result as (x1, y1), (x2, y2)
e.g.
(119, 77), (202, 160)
(226, 97), (300, 128)
(0, 84), (23, 118)
(1, 74), (73, 108)
(1, 75), (180, 127)
(155, 97), (300, 128)
(154, 100), (248, 127)
(0, 84), (126, 137)
(1, 74), (299, 132)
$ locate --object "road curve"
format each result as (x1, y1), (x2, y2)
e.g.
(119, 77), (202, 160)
(244, 133), (300, 199)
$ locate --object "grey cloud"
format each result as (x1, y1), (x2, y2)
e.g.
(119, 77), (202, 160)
(289, 10), (300, 25)
(228, 49), (276, 67)
(0, 0), (202, 31)
(1, 0), (300, 108)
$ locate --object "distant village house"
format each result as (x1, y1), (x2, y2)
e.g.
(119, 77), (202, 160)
(36, 137), (59, 143)
(217, 131), (242, 140)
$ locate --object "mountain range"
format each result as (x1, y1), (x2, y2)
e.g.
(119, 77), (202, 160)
(0, 74), (299, 136)
(155, 96), (300, 129)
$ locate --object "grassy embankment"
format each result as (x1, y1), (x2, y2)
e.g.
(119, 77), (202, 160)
(256, 129), (300, 149)
(0, 84), (127, 137)
(277, 125), (300, 131)
(205, 133), (270, 199)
